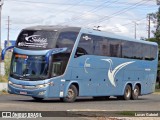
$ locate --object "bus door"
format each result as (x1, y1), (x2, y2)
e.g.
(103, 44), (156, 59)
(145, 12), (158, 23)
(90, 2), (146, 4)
(48, 53), (70, 97)
(72, 57), (97, 96)
(72, 33), (96, 96)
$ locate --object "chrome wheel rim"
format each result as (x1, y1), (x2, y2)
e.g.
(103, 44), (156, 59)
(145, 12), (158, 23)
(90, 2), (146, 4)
(67, 89), (74, 99)
(134, 88), (139, 96)
(126, 88), (131, 98)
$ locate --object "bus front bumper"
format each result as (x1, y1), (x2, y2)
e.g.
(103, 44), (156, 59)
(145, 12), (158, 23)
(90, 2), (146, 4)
(8, 82), (50, 98)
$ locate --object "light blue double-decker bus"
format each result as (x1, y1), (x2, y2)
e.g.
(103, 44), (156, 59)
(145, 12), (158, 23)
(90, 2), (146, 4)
(2, 26), (158, 102)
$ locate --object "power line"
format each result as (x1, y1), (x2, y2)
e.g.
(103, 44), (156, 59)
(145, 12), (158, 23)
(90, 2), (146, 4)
(114, 17), (146, 28)
(86, 0), (151, 27)
(5, 0), (156, 7)
(53, 0), (84, 17)
(60, 0), (120, 25)
(60, 0), (114, 25)
(110, 17), (147, 31)
(60, 0), (153, 26)
(5, 0), (157, 22)
(4, 0), (157, 32)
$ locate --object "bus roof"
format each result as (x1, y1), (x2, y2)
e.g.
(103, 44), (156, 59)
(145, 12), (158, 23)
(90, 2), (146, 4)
(23, 25), (157, 46)
(23, 25), (81, 32)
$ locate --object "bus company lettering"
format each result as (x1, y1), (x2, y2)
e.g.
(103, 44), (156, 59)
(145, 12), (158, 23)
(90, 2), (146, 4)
(83, 36), (91, 41)
(25, 35), (47, 43)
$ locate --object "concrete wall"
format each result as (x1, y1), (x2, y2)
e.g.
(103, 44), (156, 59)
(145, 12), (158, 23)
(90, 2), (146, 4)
(0, 83), (8, 91)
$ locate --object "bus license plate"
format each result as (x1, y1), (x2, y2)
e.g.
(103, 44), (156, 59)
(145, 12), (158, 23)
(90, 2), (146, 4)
(20, 91), (27, 95)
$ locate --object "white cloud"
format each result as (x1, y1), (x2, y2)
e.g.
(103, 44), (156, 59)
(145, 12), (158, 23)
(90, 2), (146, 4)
(115, 24), (129, 33)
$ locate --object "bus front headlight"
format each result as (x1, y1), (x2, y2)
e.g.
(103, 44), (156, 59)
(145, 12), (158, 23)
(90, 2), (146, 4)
(36, 82), (53, 89)
(36, 84), (48, 89)
(8, 81), (13, 85)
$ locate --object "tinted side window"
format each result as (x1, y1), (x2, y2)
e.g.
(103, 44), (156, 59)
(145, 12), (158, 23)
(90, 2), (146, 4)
(150, 45), (157, 60)
(99, 38), (109, 56)
(93, 36), (103, 55)
(132, 42), (143, 60)
(75, 33), (157, 60)
(75, 34), (93, 57)
(142, 44), (150, 60)
(56, 32), (78, 53)
(108, 38), (122, 57)
(99, 38), (122, 57)
(122, 41), (133, 59)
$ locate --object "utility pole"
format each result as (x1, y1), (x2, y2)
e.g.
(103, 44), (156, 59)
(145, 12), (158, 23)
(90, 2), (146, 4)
(147, 14), (151, 39)
(7, 16), (10, 47)
(6, 16), (11, 59)
(133, 21), (138, 39)
(0, 0), (3, 51)
(0, 0), (4, 76)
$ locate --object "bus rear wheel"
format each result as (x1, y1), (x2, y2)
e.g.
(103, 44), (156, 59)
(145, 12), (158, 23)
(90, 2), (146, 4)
(131, 85), (140, 100)
(123, 84), (132, 100)
(62, 85), (78, 102)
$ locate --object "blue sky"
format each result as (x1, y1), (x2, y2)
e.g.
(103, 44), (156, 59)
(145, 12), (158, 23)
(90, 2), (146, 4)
(1, 0), (159, 48)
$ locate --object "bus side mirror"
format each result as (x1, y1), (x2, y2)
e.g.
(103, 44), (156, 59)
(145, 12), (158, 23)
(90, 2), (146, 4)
(1, 45), (14, 61)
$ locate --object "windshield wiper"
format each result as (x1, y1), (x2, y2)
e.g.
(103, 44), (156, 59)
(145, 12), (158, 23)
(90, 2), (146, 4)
(13, 73), (25, 77)
(26, 75), (47, 80)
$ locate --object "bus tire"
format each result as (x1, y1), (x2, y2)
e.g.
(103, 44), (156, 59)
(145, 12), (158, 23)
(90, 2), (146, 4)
(123, 84), (132, 100)
(131, 85), (140, 100)
(32, 97), (44, 101)
(63, 85), (78, 102)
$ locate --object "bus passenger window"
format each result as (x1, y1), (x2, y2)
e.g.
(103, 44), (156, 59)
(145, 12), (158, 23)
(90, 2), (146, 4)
(76, 34), (93, 56)
(108, 39), (122, 57)
(56, 32), (78, 53)
(150, 46), (157, 60)
(142, 44), (150, 60)
(75, 47), (87, 58)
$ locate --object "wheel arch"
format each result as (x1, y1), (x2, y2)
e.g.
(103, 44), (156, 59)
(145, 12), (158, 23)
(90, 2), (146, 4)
(64, 81), (79, 97)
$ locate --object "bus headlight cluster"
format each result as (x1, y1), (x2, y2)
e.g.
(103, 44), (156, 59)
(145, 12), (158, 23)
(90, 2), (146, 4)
(36, 84), (48, 89)
(38, 91), (46, 95)
(36, 82), (53, 89)
(8, 81), (13, 85)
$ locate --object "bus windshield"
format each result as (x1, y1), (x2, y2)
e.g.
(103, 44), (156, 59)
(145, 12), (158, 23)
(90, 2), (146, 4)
(11, 29), (80, 80)
(16, 30), (79, 51)
(10, 54), (49, 80)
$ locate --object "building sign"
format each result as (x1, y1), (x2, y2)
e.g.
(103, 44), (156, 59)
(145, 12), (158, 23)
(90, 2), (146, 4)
(4, 40), (16, 48)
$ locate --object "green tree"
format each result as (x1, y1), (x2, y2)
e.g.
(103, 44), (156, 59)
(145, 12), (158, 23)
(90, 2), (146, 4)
(146, 8), (160, 71)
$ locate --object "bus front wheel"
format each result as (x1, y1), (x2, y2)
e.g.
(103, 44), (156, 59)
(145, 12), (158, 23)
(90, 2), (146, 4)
(62, 85), (78, 102)
(131, 85), (140, 100)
